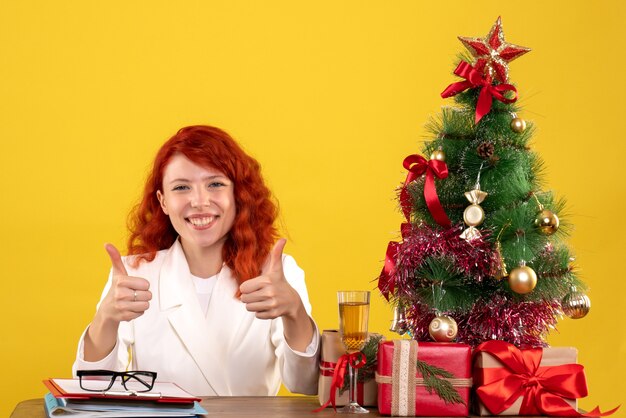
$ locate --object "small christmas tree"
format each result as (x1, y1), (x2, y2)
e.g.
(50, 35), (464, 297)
(379, 17), (590, 348)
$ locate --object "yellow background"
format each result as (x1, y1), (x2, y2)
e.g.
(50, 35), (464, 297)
(1, 1), (624, 416)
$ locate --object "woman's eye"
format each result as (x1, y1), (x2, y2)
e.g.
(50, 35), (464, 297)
(208, 181), (226, 188)
(172, 185), (189, 191)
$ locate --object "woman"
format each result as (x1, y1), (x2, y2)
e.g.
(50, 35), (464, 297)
(72, 125), (320, 396)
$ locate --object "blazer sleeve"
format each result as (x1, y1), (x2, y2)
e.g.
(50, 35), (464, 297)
(71, 268), (134, 376)
(270, 255), (321, 395)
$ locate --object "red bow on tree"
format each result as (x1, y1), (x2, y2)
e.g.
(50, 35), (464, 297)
(441, 61), (518, 124)
(400, 154), (451, 228)
(474, 340), (619, 417)
(377, 222), (412, 300)
(378, 156), (450, 300)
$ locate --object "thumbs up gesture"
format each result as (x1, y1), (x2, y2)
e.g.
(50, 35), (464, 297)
(99, 243), (152, 323)
(240, 239), (304, 321)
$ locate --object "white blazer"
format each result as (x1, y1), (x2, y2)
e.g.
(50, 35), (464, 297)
(72, 240), (320, 396)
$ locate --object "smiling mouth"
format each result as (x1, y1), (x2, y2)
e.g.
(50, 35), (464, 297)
(187, 216), (215, 228)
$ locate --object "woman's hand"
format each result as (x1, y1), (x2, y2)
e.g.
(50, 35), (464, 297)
(98, 244), (152, 323)
(240, 239), (301, 320)
(240, 239), (314, 351)
(83, 244), (152, 361)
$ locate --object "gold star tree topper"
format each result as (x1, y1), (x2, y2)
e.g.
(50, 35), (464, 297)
(458, 16), (531, 83)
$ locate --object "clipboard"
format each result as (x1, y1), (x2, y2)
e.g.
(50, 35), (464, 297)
(44, 378), (201, 404)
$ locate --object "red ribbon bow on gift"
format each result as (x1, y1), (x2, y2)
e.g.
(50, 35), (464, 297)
(441, 61), (518, 124)
(400, 154), (451, 228)
(474, 340), (619, 417)
(314, 352), (366, 412)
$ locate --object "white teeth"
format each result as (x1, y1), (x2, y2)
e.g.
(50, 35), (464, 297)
(188, 217), (214, 226)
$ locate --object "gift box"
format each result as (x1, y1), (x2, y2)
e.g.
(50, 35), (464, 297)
(473, 340), (582, 416)
(317, 330), (380, 408)
(376, 340), (472, 416)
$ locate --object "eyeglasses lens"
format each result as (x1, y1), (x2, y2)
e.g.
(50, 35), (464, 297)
(122, 372), (156, 392)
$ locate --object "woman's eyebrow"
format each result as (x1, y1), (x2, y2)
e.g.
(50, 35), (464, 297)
(167, 177), (190, 184)
(167, 175), (226, 184)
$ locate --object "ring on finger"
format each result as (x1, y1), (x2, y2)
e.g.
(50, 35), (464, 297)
(133, 290), (137, 302)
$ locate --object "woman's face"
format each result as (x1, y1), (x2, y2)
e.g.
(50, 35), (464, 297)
(157, 153), (236, 256)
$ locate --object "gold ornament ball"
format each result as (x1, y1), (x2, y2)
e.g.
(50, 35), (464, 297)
(508, 265), (537, 294)
(430, 149), (446, 162)
(510, 117), (526, 133)
(562, 291), (591, 319)
(428, 314), (458, 342)
(535, 209), (560, 235)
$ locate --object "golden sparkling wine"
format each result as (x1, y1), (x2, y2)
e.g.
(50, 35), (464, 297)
(337, 291), (370, 414)
(339, 302), (369, 352)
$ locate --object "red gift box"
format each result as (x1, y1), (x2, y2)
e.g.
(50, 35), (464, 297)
(376, 340), (472, 416)
(474, 341), (577, 416)
(472, 340), (620, 417)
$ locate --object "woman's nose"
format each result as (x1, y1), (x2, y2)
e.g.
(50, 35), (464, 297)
(190, 188), (211, 208)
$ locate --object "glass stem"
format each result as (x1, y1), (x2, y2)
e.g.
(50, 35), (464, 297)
(349, 364), (358, 405)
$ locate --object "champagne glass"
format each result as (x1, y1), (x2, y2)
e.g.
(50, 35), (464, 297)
(337, 290), (370, 414)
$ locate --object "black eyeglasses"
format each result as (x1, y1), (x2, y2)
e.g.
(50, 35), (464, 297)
(77, 370), (157, 393)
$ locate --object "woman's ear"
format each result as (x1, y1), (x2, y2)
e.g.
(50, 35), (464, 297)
(156, 190), (169, 215)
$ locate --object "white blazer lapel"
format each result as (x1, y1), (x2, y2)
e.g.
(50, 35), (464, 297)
(158, 241), (220, 394)
(205, 265), (252, 347)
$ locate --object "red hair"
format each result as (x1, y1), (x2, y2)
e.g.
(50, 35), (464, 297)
(127, 125), (278, 284)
